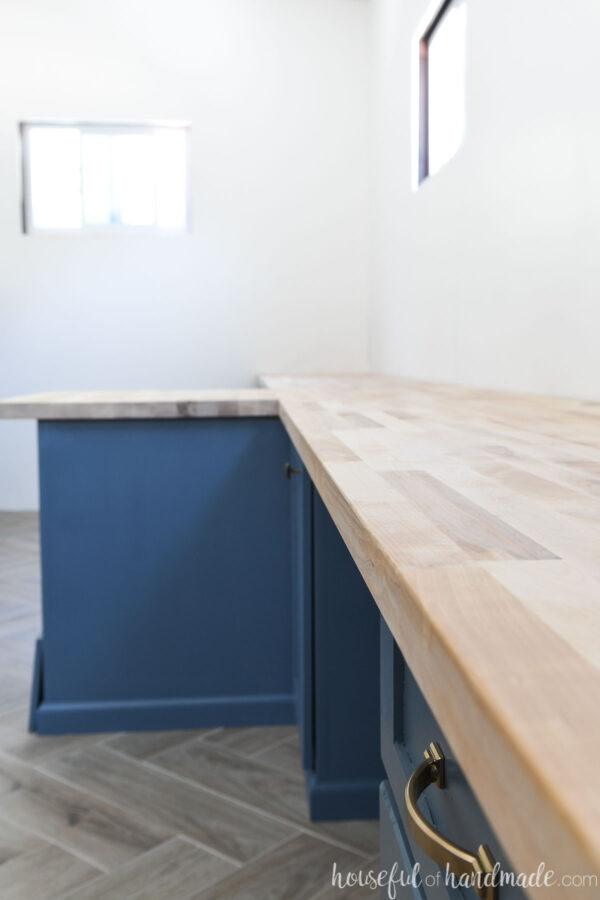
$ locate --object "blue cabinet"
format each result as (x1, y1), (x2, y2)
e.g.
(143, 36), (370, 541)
(290, 452), (383, 820)
(380, 780), (425, 900)
(33, 418), (295, 734)
(380, 619), (524, 899)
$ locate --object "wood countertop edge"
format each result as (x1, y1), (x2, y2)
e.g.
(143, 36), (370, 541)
(0, 391), (280, 420)
(278, 396), (600, 894)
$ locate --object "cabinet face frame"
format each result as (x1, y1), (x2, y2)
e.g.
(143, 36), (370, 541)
(292, 467), (383, 821)
(289, 446), (315, 771)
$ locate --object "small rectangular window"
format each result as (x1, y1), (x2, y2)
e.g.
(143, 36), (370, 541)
(414, 0), (467, 186)
(21, 122), (191, 234)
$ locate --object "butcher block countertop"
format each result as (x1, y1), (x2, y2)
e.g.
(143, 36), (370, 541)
(2, 374), (600, 888)
(264, 374), (600, 891)
(0, 389), (279, 419)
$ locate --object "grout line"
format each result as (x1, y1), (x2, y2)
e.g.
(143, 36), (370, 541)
(170, 832), (243, 867)
(99, 745), (273, 867)
(167, 732), (297, 772)
(0, 839), (101, 873)
(292, 824), (377, 861)
(182, 832), (306, 899)
(0, 738), (103, 766)
(139, 727), (225, 761)
(147, 734), (249, 769)
(58, 836), (197, 900)
(32, 753), (247, 869)
(180, 828), (298, 871)
(0, 748), (172, 873)
(247, 731), (299, 760)
(0, 806), (111, 875)
(245, 755), (304, 783)
(104, 746), (375, 860)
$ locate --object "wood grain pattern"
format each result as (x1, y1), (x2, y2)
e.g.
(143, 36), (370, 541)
(61, 837), (235, 900)
(202, 725), (297, 757)
(385, 469), (556, 560)
(196, 833), (361, 900)
(103, 729), (215, 761)
(39, 744), (295, 865)
(0, 818), (41, 866)
(0, 843), (100, 899)
(0, 753), (170, 871)
(260, 374), (600, 893)
(0, 390), (278, 420)
(150, 738), (379, 858)
(253, 734), (304, 780)
(150, 738), (311, 826)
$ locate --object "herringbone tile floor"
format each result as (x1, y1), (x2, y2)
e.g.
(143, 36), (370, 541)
(0, 513), (378, 899)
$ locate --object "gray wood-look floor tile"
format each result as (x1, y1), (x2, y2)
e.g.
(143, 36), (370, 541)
(151, 738), (379, 857)
(0, 754), (170, 870)
(0, 604), (36, 626)
(254, 733), (304, 779)
(193, 833), (362, 900)
(40, 745), (296, 864)
(0, 842), (100, 900)
(0, 582), (39, 606)
(152, 737), (311, 824)
(310, 819), (379, 861)
(0, 762), (16, 795)
(0, 816), (41, 865)
(204, 725), (297, 756)
(0, 615), (39, 640)
(104, 728), (218, 760)
(62, 837), (236, 900)
(0, 673), (31, 714)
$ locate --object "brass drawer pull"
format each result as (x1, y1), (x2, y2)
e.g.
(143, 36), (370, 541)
(405, 742), (497, 899)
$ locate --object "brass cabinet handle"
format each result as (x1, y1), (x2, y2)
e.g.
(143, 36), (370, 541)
(405, 742), (497, 900)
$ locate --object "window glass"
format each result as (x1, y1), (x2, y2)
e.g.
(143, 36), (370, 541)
(81, 133), (111, 226)
(29, 127), (82, 229)
(427, 0), (467, 178)
(22, 123), (190, 234)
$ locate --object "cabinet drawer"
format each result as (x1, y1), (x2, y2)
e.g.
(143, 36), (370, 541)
(380, 779), (425, 899)
(381, 619), (525, 899)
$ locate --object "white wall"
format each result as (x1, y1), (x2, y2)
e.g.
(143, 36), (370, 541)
(0, 0), (372, 509)
(372, 0), (600, 400)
